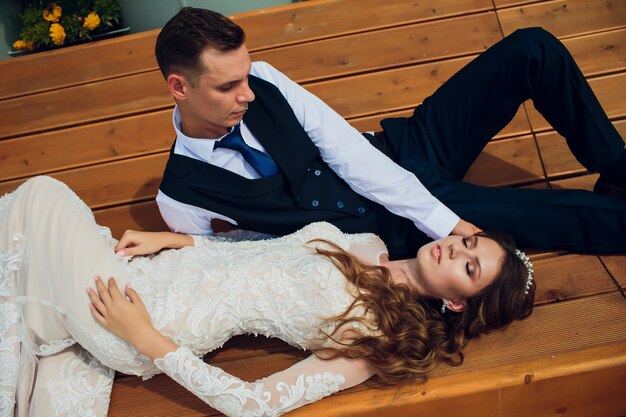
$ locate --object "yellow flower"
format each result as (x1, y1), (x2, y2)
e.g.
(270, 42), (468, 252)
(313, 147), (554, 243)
(49, 23), (66, 46)
(13, 40), (35, 51)
(43, 3), (62, 22)
(83, 12), (101, 31)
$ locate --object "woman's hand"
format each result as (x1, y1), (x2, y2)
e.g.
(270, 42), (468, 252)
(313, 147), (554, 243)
(114, 230), (193, 257)
(88, 276), (178, 359)
(88, 276), (154, 349)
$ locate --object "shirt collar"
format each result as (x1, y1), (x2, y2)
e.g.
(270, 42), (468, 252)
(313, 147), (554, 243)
(173, 106), (236, 161)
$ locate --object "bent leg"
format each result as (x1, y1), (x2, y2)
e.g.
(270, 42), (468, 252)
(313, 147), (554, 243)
(431, 180), (626, 253)
(6, 177), (153, 376)
(410, 27), (624, 178)
(29, 345), (114, 417)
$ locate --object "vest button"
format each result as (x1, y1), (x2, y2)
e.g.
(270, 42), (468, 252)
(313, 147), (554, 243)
(314, 169), (322, 176)
(336, 201), (344, 209)
(312, 200), (319, 207)
(357, 206), (366, 215)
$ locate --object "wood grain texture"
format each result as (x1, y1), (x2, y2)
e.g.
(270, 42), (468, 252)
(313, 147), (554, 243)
(0, 71), (172, 140)
(0, 110), (173, 182)
(526, 71), (626, 132)
(255, 12), (501, 83)
(0, 153), (168, 209)
(0, 30), (160, 101)
(532, 254), (617, 305)
(599, 255), (626, 289)
(535, 119), (626, 179)
(549, 173), (599, 191)
(109, 294), (626, 416)
(235, 0), (494, 50)
(498, 0), (626, 38)
(463, 135), (544, 186)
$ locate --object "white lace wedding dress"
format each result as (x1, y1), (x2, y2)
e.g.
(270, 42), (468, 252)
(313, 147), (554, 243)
(0, 176), (387, 417)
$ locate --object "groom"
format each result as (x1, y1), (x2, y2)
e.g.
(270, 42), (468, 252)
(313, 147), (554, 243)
(156, 7), (626, 257)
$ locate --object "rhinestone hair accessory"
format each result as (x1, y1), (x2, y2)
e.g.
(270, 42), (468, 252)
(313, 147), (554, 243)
(515, 249), (534, 294)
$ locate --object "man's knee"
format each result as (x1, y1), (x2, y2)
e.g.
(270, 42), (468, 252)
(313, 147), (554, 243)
(507, 27), (562, 52)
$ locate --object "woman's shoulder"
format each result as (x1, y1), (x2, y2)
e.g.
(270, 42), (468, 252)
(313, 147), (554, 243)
(293, 222), (350, 248)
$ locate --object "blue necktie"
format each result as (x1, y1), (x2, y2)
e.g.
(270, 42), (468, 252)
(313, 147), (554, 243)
(214, 124), (279, 177)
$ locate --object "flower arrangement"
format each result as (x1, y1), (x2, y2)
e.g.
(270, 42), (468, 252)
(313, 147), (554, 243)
(12, 0), (121, 52)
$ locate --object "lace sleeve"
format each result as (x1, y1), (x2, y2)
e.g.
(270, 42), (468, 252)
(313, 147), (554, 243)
(346, 234), (388, 266)
(154, 347), (372, 417)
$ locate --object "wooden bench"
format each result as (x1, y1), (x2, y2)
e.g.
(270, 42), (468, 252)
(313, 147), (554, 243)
(1, 0), (625, 415)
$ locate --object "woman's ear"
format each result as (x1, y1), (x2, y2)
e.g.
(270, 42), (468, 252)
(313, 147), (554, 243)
(444, 298), (468, 312)
(167, 74), (189, 100)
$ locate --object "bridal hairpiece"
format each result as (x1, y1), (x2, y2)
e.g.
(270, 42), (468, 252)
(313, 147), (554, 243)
(515, 249), (534, 295)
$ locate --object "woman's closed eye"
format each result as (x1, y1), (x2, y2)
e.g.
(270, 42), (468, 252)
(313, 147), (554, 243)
(463, 237), (474, 277)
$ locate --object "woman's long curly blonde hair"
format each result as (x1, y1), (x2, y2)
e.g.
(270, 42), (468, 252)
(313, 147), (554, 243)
(312, 231), (535, 387)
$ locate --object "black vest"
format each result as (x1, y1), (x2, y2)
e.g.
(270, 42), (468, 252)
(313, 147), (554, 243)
(159, 75), (416, 254)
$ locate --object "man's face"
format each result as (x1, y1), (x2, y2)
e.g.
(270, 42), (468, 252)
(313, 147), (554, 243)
(178, 45), (255, 138)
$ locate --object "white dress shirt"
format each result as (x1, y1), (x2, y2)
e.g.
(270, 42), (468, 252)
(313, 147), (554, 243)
(157, 61), (459, 239)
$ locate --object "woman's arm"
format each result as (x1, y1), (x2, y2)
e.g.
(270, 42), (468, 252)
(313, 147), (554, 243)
(114, 230), (194, 256)
(88, 277), (373, 417)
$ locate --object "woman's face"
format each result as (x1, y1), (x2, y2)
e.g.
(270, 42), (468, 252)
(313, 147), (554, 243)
(415, 235), (505, 304)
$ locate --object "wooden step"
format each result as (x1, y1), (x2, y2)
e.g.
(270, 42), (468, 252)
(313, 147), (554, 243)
(108, 291), (626, 416)
(497, 0), (626, 38)
(0, 0), (494, 101)
(536, 119), (626, 179)
(255, 11), (501, 83)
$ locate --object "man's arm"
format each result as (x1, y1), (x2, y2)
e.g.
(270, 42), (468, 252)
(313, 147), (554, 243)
(251, 62), (475, 238)
(156, 189), (216, 234)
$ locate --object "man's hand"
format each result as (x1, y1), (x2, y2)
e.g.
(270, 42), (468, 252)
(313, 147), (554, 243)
(450, 219), (482, 236)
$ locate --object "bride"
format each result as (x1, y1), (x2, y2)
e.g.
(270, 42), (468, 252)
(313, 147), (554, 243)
(1, 176), (535, 417)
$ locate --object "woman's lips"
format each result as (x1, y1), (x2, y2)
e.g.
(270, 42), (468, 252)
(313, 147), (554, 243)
(432, 244), (441, 264)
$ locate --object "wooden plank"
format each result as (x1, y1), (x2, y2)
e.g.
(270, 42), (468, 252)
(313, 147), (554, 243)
(0, 153), (168, 209)
(498, 0), (626, 38)
(549, 173), (599, 191)
(561, 28), (626, 77)
(463, 135), (544, 186)
(0, 56), (471, 140)
(494, 0), (544, 7)
(0, 132), (542, 212)
(6, 25), (624, 177)
(536, 120), (626, 179)
(0, 71), (172, 140)
(412, 291), (626, 377)
(93, 201), (167, 239)
(308, 56), (473, 119)
(0, 30), (160, 101)
(292, 342), (626, 417)
(0, 110), (173, 182)
(109, 293), (626, 416)
(235, 0), (494, 50)
(599, 255), (626, 289)
(23, 22), (626, 144)
(255, 12), (501, 83)
(499, 356), (626, 417)
(526, 72), (626, 132)
(0, 0), (495, 101)
(531, 254), (617, 305)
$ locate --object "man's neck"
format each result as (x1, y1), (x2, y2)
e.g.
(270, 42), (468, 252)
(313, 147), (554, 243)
(182, 122), (228, 140)
(178, 109), (229, 139)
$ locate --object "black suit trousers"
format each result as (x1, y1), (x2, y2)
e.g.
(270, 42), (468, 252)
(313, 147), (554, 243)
(383, 27), (626, 254)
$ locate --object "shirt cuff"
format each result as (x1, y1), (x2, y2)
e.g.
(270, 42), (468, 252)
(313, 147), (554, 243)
(419, 203), (460, 239)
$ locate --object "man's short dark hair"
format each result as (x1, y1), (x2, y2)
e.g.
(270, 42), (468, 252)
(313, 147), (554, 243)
(155, 7), (245, 82)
